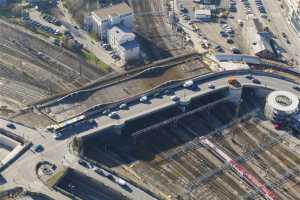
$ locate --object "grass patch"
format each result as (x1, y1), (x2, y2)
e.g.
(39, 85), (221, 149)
(89, 32), (99, 42)
(80, 49), (111, 72)
(46, 168), (67, 188)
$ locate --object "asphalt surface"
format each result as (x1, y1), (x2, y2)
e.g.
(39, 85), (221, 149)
(56, 169), (129, 200)
(262, 0), (300, 67)
(77, 71), (300, 139)
(0, 70), (299, 200)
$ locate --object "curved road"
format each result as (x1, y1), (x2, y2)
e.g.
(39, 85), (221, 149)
(0, 70), (299, 200)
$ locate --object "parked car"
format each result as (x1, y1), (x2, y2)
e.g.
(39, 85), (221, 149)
(106, 174), (115, 181)
(282, 32), (287, 38)
(140, 96), (148, 103)
(293, 86), (300, 91)
(170, 95), (180, 102)
(33, 144), (44, 153)
(228, 78), (241, 88)
(208, 83), (215, 89)
(252, 78), (261, 84)
(78, 159), (92, 169)
(6, 123), (16, 129)
(108, 112), (119, 119)
(95, 168), (105, 176)
(119, 103), (128, 110)
(245, 75), (253, 80)
(53, 132), (62, 140)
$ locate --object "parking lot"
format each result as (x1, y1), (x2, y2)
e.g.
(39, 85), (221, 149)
(172, 0), (300, 64)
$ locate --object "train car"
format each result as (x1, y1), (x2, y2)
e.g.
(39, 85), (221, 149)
(46, 115), (86, 133)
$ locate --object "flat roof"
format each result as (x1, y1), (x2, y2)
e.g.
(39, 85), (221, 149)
(92, 2), (133, 20)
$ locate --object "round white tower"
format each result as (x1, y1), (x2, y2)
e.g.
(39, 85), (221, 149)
(264, 91), (299, 123)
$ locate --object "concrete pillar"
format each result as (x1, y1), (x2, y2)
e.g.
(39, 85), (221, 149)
(228, 87), (243, 104)
(114, 123), (125, 136)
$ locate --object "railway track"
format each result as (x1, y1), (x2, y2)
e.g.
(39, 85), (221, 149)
(0, 42), (80, 91)
(0, 20), (106, 79)
(131, 0), (186, 59)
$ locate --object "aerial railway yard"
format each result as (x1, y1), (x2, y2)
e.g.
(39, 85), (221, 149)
(1, 0), (300, 199)
(0, 20), (109, 115)
(81, 86), (300, 200)
(131, 0), (191, 59)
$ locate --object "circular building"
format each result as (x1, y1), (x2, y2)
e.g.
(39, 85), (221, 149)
(264, 91), (299, 123)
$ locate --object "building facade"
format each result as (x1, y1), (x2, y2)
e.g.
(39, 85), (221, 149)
(108, 26), (140, 62)
(284, 0), (300, 35)
(84, 2), (134, 40)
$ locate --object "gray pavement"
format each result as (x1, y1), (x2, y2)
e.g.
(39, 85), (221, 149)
(0, 70), (299, 200)
(262, 0), (300, 67)
(77, 71), (300, 139)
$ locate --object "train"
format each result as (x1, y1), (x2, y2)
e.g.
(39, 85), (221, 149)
(46, 115), (87, 133)
(200, 137), (278, 200)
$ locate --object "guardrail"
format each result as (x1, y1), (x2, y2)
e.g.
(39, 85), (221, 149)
(82, 69), (250, 117)
(33, 52), (201, 109)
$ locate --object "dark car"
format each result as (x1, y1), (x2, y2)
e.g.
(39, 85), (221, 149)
(282, 32), (287, 38)
(95, 168), (105, 176)
(6, 123), (16, 129)
(293, 86), (300, 91)
(106, 174), (115, 181)
(245, 75), (253, 80)
(78, 159), (92, 169)
(33, 144), (44, 153)
(227, 38), (234, 44)
(252, 78), (261, 84)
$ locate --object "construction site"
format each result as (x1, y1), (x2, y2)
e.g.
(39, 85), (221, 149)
(81, 86), (300, 200)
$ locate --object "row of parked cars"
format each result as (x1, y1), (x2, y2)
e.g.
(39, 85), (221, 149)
(255, 0), (267, 17)
(43, 15), (62, 26)
(241, 0), (253, 15)
(229, 0), (237, 12)
(100, 42), (120, 60)
(22, 14), (61, 37)
(78, 159), (132, 192)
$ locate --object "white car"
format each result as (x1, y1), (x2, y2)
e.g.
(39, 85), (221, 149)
(170, 95), (180, 102)
(108, 112), (119, 119)
(117, 178), (127, 186)
(119, 103), (128, 109)
(140, 96), (148, 103)
(183, 80), (194, 88)
(208, 83), (215, 89)
(53, 132), (62, 140)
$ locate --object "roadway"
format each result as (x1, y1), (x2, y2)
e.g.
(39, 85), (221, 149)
(71, 162), (158, 200)
(0, 70), (299, 200)
(262, 0), (300, 67)
(77, 71), (300, 139)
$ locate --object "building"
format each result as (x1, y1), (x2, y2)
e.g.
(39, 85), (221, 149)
(84, 2), (134, 40)
(251, 32), (275, 58)
(283, 0), (300, 36)
(248, 19), (275, 59)
(108, 25), (140, 62)
(264, 91), (299, 124)
(194, 9), (211, 22)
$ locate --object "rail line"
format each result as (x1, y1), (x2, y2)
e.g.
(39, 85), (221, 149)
(197, 137), (278, 200)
